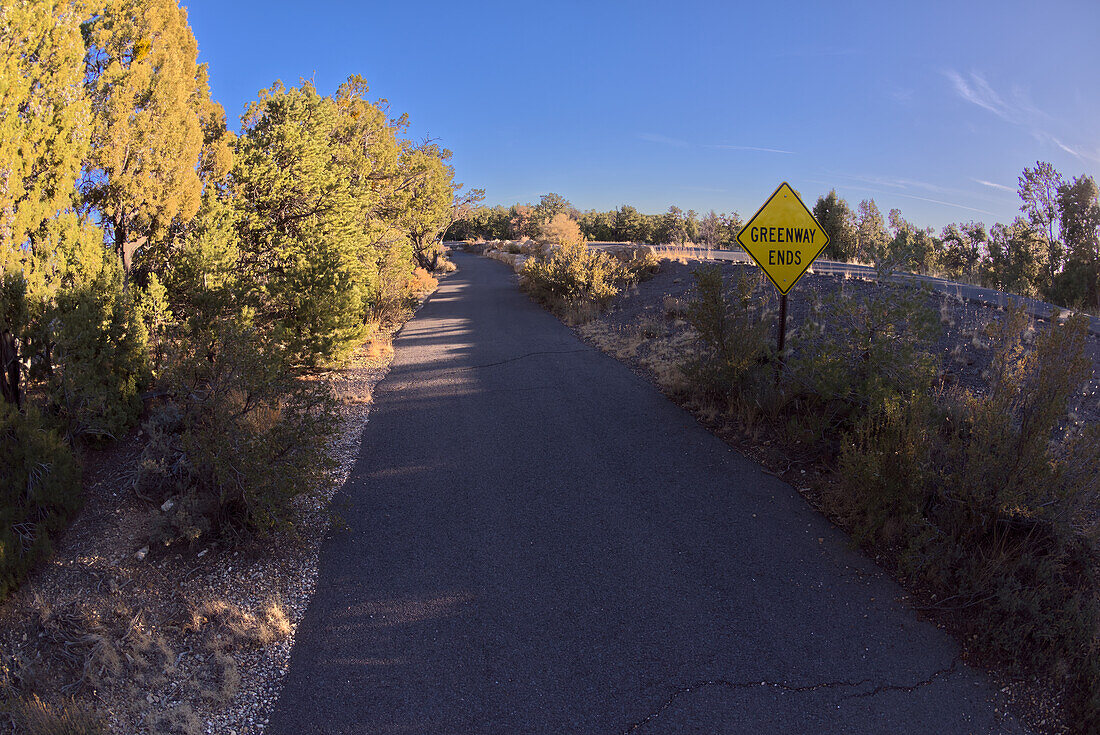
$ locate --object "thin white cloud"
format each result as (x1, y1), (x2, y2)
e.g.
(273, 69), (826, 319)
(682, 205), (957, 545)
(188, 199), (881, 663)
(708, 144), (794, 155)
(637, 132), (688, 147)
(888, 87), (915, 105)
(947, 70), (1013, 121)
(946, 69), (1099, 165)
(832, 172), (950, 196)
(972, 178), (1014, 193)
(892, 191), (998, 217)
(807, 176), (999, 218)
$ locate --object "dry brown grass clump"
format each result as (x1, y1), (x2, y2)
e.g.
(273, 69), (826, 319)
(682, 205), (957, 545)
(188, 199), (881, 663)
(408, 267), (439, 296)
(364, 337), (395, 363)
(187, 599), (293, 650)
(4, 693), (105, 735)
(146, 703), (203, 735)
(181, 599), (290, 707)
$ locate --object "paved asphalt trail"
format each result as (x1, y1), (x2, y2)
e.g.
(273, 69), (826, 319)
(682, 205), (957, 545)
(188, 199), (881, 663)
(269, 253), (1022, 735)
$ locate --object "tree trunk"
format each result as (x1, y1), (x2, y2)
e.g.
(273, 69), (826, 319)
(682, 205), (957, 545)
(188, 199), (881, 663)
(0, 329), (20, 408)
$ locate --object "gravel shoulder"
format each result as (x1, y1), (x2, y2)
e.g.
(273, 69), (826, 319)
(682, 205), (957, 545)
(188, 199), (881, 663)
(0, 284), (439, 734)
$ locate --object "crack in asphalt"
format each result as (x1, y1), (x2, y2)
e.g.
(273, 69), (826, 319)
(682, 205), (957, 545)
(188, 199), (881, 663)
(622, 659), (961, 733)
(451, 348), (590, 372)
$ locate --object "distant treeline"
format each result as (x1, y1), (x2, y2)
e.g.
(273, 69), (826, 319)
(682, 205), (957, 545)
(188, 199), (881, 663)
(450, 164), (1100, 311)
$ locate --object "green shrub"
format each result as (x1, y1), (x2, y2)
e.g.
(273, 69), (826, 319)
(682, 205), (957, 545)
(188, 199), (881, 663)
(835, 306), (1100, 731)
(610, 247), (660, 284)
(520, 240), (624, 318)
(135, 322), (337, 544)
(681, 264), (772, 400)
(834, 392), (938, 547)
(789, 284), (939, 434)
(0, 403), (82, 600)
(49, 258), (148, 439)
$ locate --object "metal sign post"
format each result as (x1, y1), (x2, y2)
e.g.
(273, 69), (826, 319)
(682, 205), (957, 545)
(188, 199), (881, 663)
(735, 182), (830, 384)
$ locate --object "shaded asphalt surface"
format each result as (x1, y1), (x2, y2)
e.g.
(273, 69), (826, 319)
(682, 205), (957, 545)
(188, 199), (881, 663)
(268, 253), (1023, 735)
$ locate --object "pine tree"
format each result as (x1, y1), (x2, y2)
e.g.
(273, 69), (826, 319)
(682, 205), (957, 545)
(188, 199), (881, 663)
(394, 144), (456, 270)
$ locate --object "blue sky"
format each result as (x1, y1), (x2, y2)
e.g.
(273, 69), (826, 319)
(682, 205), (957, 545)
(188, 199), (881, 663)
(184, 0), (1100, 230)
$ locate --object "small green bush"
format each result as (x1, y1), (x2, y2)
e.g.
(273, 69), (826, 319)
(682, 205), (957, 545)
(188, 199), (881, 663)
(681, 264), (772, 400)
(136, 322), (337, 544)
(49, 259), (148, 439)
(0, 403), (82, 600)
(834, 392), (938, 548)
(789, 284), (940, 434)
(835, 306), (1100, 731)
(611, 248), (661, 284)
(520, 240), (624, 318)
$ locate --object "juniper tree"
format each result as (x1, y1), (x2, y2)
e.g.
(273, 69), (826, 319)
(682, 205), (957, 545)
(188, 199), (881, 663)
(394, 144), (455, 271)
(82, 0), (228, 274)
(813, 190), (857, 261)
(1056, 175), (1100, 310)
(0, 0), (90, 406)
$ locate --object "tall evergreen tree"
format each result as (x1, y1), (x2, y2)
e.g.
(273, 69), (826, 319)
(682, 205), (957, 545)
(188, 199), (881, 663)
(1056, 175), (1100, 310)
(0, 0), (91, 406)
(394, 143), (455, 271)
(82, 0), (227, 274)
(855, 199), (889, 266)
(813, 190), (856, 261)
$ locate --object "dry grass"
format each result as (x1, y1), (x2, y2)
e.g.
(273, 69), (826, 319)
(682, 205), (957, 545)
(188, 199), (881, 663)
(187, 599), (293, 650)
(408, 267), (439, 296)
(663, 295), (690, 319)
(576, 317), (695, 394)
(4, 594), (293, 730)
(363, 337), (395, 363)
(4, 694), (106, 735)
(146, 703), (202, 735)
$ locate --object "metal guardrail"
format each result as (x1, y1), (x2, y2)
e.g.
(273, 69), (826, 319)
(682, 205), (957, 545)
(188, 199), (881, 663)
(451, 240), (1100, 335)
(646, 245), (1100, 337)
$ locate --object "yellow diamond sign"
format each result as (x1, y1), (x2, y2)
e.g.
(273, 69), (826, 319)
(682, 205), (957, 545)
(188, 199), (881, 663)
(736, 182), (829, 295)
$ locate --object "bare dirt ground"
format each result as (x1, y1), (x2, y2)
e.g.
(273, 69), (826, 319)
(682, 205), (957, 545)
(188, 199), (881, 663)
(571, 258), (1100, 735)
(0, 302), (424, 734)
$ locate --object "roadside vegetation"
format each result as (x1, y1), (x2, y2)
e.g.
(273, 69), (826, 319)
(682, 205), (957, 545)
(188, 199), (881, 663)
(518, 235), (660, 324)
(1, 0), (469, 728)
(453, 164), (1100, 315)
(518, 240), (1100, 732)
(684, 264), (1100, 731)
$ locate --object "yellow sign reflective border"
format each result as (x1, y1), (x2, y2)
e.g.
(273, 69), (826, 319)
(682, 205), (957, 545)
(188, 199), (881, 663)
(736, 182), (829, 295)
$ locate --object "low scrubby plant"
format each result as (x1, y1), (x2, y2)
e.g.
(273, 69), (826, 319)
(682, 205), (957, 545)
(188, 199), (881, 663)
(835, 306), (1100, 731)
(0, 403), (82, 600)
(611, 247), (661, 284)
(135, 321), (337, 545)
(680, 264), (772, 401)
(520, 240), (625, 321)
(788, 283), (940, 438)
